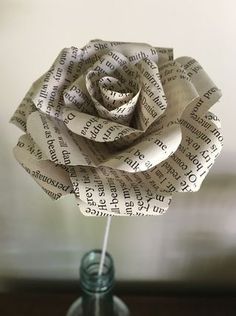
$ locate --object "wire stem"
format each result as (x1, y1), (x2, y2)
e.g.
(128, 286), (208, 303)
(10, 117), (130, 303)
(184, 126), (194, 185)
(98, 216), (112, 276)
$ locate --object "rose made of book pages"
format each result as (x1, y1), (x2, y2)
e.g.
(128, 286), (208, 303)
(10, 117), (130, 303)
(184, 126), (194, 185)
(11, 39), (223, 216)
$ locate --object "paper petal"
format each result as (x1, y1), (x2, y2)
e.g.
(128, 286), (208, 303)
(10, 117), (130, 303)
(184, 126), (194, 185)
(146, 61), (199, 134)
(102, 124), (182, 172)
(176, 57), (222, 115)
(10, 40), (223, 217)
(63, 75), (97, 115)
(148, 110), (223, 193)
(31, 47), (84, 119)
(62, 108), (141, 142)
(10, 89), (37, 132)
(133, 58), (167, 130)
(155, 47), (174, 64)
(13, 134), (74, 199)
(69, 166), (172, 216)
(82, 39), (160, 66)
(84, 50), (141, 123)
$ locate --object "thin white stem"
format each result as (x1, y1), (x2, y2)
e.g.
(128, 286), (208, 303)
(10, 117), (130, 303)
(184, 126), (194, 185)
(98, 216), (112, 276)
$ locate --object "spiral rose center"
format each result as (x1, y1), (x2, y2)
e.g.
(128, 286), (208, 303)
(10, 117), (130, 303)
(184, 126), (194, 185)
(85, 67), (141, 126)
(98, 76), (134, 111)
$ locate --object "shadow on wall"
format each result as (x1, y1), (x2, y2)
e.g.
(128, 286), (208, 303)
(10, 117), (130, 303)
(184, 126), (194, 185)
(166, 174), (236, 290)
(178, 233), (236, 286)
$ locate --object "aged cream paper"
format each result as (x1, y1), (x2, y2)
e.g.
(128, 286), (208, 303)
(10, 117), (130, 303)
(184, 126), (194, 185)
(11, 39), (223, 215)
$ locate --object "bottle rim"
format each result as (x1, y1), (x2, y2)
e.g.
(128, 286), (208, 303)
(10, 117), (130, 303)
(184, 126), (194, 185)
(80, 249), (114, 293)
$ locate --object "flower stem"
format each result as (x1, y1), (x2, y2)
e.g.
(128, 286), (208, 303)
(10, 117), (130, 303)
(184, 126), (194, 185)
(98, 216), (112, 276)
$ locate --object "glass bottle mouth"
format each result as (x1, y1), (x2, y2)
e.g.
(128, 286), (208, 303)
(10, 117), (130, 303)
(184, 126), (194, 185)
(80, 249), (114, 294)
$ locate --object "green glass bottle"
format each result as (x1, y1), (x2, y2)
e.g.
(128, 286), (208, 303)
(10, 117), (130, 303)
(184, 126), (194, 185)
(66, 249), (130, 316)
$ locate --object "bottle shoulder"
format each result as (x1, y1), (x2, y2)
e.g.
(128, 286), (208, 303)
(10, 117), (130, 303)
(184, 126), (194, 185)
(113, 296), (130, 316)
(66, 296), (130, 316)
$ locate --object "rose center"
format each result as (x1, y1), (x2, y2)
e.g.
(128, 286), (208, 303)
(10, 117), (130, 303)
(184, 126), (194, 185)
(85, 69), (141, 126)
(98, 76), (134, 111)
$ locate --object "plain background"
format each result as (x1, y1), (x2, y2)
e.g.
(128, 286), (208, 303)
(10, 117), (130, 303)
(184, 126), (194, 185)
(0, 0), (236, 291)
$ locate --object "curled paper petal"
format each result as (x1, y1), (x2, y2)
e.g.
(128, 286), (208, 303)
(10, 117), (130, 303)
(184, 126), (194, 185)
(10, 86), (37, 132)
(11, 39), (223, 216)
(13, 134), (74, 199)
(27, 111), (94, 166)
(62, 108), (141, 143)
(31, 47), (84, 119)
(102, 124), (182, 172)
(133, 57), (167, 130)
(176, 57), (222, 115)
(148, 111), (223, 193)
(69, 166), (172, 216)
(63, 75), (96, 115)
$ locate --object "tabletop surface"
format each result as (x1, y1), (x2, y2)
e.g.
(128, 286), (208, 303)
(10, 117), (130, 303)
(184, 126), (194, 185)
(0, 293), (236, 316)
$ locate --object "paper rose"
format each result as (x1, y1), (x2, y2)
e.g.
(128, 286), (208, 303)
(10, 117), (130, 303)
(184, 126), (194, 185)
(10, 39), (223, 216)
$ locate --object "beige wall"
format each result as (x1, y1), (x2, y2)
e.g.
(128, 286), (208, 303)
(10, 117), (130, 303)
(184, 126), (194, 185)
(0, 0), (235, 291)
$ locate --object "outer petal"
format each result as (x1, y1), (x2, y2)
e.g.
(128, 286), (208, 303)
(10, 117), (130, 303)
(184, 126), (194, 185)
(13, 134), (74, 199)
(155, 47), (174, 64)
(10, 87), (37, 132)
(74, 197), (114, 217)
(175, 57), (222, 115)
(27, 111), (111, 166)
(31, 47), (84, 119)
(146, 60), (199, 134)
(81, 39), (161, 67)
(69, 166), (172, 216)
(147, 110), (223, 193)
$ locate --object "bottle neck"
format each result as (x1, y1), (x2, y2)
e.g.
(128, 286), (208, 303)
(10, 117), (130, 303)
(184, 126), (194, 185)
(79, 250), (114, 316)
(80, 249), (115, 295)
